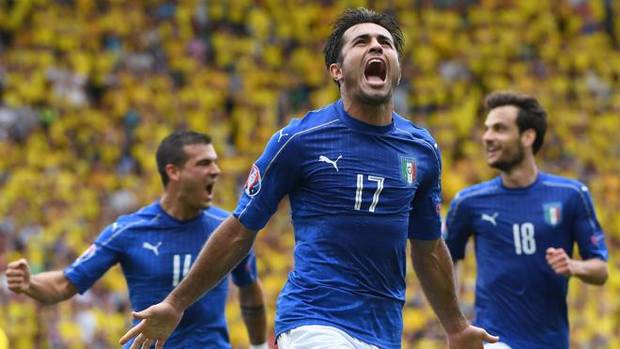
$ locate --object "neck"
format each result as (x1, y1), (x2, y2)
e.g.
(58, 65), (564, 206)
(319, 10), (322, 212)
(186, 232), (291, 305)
(159, 191), (202, 221)
(500, 156), (539, 188)
(342, 93), (393, 126)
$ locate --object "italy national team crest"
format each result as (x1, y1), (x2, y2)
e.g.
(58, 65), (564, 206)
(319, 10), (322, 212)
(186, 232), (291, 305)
(543, 202), (562, 226)
(400, 157), (417, 186)
(244, 164), (262, 197)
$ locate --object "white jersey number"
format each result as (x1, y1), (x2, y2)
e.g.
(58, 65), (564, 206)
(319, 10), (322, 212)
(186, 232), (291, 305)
(354, 175), (385, 213)
(172, 254), (192, 286)
(512, 223), (536, 255)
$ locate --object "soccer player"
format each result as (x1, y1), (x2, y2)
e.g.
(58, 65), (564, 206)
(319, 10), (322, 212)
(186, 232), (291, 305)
(120, 8), (498, 349)
(444, 91), (609, 349)
(6, 131), (268, 349)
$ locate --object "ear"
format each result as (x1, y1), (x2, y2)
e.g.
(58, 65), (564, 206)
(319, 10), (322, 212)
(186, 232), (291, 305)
(521, 129), (536, 149)
(165, 163), (181, 183)
(329, 63), (343, 84)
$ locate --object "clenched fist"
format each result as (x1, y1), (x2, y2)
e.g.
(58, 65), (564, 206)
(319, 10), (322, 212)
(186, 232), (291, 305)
(6, 258), (32, 294)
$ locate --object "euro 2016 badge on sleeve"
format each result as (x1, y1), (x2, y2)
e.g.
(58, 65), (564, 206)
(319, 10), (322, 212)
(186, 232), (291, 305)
(543, 202), (562, 226)
(400, 156), (417, 186)
(244, 164), (262, 197)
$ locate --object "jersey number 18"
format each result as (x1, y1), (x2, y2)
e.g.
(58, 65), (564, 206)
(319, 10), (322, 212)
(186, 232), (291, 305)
(512, 223), (536, 255)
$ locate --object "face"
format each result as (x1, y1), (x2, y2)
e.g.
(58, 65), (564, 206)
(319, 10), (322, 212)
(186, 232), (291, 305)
(482, 106), (527, 172)
(174, 143), (220, 209)
(330, 23), (401, 105)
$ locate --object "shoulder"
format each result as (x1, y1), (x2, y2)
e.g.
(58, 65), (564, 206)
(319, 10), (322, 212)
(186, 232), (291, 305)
(393, 114), (440, 157)
(278, 102), (341, 141)
(452, 178), (500, 206)
(540, 173), (589, 193)
(202, 205), (230, 222)
(539, 172), (592, 204)
(98, 202), (161, 243)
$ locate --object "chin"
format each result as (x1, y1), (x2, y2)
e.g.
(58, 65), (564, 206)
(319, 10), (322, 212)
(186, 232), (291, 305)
(359, 90), (392, 105)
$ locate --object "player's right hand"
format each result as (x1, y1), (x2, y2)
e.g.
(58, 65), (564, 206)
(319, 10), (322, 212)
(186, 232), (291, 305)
(119, 301), (183, 349)
(447, 324), (499, 349)
(6, 258), (31, 294)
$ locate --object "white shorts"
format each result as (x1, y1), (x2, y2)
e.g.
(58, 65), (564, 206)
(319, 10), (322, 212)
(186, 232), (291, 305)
(277, 325), (379, 349)
(484, 342), (513, 349)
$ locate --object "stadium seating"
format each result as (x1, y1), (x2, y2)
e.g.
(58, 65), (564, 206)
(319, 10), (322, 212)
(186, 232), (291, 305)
(0, 1), (618, 348)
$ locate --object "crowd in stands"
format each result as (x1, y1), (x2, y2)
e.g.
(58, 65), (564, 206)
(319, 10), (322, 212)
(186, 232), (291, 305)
(0, 0), (618, 348)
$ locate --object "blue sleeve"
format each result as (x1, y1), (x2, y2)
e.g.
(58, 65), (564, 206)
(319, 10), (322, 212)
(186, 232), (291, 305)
(231, 249), (258, 287)
(233, 126), (301, 231)
(443, 194), (472, 261)
(408, 145), (442, 240)
(63, 224), (122, 294)
(571, 186), (608, 261)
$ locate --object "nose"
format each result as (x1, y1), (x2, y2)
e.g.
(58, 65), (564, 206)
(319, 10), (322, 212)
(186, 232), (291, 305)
(369, 37), (383, 54)
(210, 163), (221, 178)
(482, 128), (493, 143)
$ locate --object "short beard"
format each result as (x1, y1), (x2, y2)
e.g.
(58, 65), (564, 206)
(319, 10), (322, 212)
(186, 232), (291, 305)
(357, 90), (393, 105)
(489, 145), (525, 173)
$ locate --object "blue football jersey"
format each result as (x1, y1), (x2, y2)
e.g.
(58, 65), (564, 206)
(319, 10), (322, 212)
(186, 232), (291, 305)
(233, 100), (442, 349)
(64, 202), (258, 349)
(445, 172), (608, 349)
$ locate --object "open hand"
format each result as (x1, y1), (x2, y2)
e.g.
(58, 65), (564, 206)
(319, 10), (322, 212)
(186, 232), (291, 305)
(119, 301), (183, 349)
(448, 325), (499, 349)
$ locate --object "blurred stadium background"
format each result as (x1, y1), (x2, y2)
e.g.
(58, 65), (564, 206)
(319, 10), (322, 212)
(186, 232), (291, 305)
(0, 0), (618, 348)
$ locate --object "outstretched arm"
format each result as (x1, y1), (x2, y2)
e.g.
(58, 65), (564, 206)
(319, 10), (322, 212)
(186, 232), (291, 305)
(546, 248), (608, 285)
(411, 238), (498, 349)
(239, 280), (267, 348)
(120, 216), (257, 349)
(6, 259), (78, 305)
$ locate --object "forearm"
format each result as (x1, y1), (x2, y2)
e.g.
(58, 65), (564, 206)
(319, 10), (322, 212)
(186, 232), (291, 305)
(26, 271), (77, 305)
(239, 281), (267, 345)
(165, 217), (257, 311)
(411, 239), (468, 334)
(572, 258), (608, 285)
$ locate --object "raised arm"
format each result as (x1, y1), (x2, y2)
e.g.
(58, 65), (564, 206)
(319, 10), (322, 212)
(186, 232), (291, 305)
(239, 280), (267, 348)
(6, 259), (78, 305)
(120, 216), (257, 349)
(410, 238), (498, 349)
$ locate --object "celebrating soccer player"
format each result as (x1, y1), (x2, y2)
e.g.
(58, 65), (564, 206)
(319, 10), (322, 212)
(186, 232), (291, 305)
(119, 8), (498, 349)
(444, 91), (609, 349)
(6, 131), (267, 349)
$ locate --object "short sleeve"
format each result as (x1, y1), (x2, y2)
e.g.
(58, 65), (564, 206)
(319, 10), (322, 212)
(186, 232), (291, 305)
(408, 144), (442, 240)
(233, 125), (301, 231)
(443, 194), (473, 261)
(571, 185), (608, 261)
(63, 224), (122, 294)
(231, 249), (258, 287)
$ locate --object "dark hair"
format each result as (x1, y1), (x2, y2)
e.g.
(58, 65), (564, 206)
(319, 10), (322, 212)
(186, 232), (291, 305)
(323, 8), (404, 69)
(156, 130), (212, 186)
(484, 91), (548, 154)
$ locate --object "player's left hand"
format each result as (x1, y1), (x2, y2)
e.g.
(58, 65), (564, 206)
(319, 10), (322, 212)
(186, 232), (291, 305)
(546, 247), (574, 277)
(447, 325), (499, 349)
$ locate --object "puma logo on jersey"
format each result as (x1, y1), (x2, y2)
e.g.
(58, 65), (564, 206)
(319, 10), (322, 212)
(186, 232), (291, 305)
(319, 155), (342, 172)
(278, 129), (289, 142)
(481, 212), (498, 226)
(142, 241), (162, 256)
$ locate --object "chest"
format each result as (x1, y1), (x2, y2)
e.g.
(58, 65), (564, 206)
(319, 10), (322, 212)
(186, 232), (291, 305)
(471, 195), (573, 255)
(123, 228), (210, 286)
(294, 131), (435, 213)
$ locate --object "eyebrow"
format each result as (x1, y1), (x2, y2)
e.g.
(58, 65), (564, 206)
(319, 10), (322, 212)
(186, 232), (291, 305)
(350, 33), (393, 44)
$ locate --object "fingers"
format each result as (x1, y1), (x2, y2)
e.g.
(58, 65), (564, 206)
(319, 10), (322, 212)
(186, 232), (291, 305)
(155, 339), (165, 349)
(481, 329), (499, 343)
(141, 338), (154, 349)
(120, 320), (145, 345)
(133, 309), (149, 320)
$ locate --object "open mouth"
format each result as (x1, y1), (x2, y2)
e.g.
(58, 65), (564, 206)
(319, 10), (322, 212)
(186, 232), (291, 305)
(205, 183), (215, 196)
(364, 58), (387, 84)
